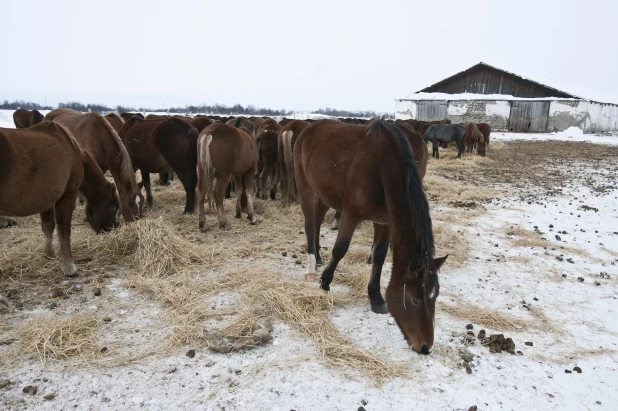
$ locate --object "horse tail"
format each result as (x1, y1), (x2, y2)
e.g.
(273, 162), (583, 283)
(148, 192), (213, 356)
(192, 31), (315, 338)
(199, 133), (215, 208)
(187, 127), (199, 204)
(282, 130), (295, 201)
(256, 134), (264, 175)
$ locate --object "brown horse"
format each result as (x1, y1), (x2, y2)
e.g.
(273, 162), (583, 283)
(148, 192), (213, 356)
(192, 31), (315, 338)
(119, 116), (198, 213)
(13, 109), (44, 128)
(226, 116), (255, 136)
(278, 120), (309, 203)
(189, 116), (214, 133)
(252, 117), (277, 134)
(463, 123), (485, 155)
(120, 112), (144, 121)
(256, 123), (282, 200)
(475, 122), (491, 147)
(0, 122), (120, 275)
(44, 109), (143, 222)
(196, 123), (258, 231)
(104, 112), (125, 133)
(295, 119), (446, 354)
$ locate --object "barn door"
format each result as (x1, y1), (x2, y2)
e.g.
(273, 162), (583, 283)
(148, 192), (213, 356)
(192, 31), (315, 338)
(508, 101), (550, 132)
(416, 101), (448, 121)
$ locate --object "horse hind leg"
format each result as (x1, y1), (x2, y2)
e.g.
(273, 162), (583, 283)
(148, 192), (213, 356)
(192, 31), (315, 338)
(242, 171), (258, 225)
(214, 172), (232, 230)
(314, 200), (330, 266)
(40, 209), (56, 258)
(233, 175), (243, 218)
(367, 224), (390, 314)
(53, 196), (78, 276)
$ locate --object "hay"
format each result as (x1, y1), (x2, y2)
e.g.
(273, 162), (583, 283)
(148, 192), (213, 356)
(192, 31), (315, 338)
(14, 313), (101, 366)
(440, 302), (527, 331)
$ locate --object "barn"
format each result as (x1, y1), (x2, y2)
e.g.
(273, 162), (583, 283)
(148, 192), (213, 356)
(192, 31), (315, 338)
(395, 62), (618, 133)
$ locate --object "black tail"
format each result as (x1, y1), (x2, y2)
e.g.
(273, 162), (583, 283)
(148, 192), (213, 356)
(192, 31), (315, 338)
(187, 128), (199, 205)
(255, 135), (264, 175)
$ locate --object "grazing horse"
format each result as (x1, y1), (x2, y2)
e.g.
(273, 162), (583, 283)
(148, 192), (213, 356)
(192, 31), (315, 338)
(463, 123), (485, 155)
(278, 120), (309, 203)
(119, 116), (198, 213)
(295, 119), (447, 353)
(475, 122), (491, 147)
(196, 123), (258, 231)
(226, 116), (255, 137)
(13, 109), (44, 128)
(423, 124), (466, 159)
(104, 112), (125, 133)
(256, 123), (282, 200)
(0, 123), (120, 275)
(44, 108), (143, 222)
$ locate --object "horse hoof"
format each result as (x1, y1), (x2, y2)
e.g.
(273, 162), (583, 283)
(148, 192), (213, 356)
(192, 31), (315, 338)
(316, 258), (324, 266)
(371, 304), (389, 314)
(320, 281), (330, 291)
(235, 212), (241, 219)
(304, 273), (318, 282)
(220, 224), (231, 231)
(183, 209), (194, 215)
(249, 218), (258, 225)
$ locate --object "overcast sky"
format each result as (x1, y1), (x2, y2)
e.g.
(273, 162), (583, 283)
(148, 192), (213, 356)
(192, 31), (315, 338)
(2, 0), (617, 112)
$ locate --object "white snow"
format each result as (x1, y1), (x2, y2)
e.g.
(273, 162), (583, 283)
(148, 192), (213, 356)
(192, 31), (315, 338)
(492, 129), (618, 145)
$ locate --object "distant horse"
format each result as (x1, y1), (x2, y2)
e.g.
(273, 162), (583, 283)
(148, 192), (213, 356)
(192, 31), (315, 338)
(463, 123), (485, 155)
(190, 116), (214, 133)
(13, 109), (44, 128)
(278, 120), (309, 203)
(145, 114), (170, 120)
(295, 119), (447, 354)
(120, 112), (144, 121)
(103, 112), (125, 133)
(252, 117), (277, 134)
(423, 124), (466, 159)
(0, 122), (120, 275)
(119, 116), (199, 213)
(196, 123), (258, 231)
(226, 116), (255, 137)
(414, 119), (451, 136)
(256, 123), (282, 200)
(475, 122), (491, 147)
(44, 108), (143, 222)
(279, 118), (293, 126)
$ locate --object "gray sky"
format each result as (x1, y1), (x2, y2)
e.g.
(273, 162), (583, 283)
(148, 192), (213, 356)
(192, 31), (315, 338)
(2, 0), (617, 112)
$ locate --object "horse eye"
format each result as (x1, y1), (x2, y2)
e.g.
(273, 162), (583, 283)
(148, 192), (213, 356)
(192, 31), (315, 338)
(412, 297), (420, 305)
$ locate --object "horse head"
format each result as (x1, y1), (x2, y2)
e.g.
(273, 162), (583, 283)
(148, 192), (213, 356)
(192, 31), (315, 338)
(85, 182), (120, 233)
(386, 254), (448, 354)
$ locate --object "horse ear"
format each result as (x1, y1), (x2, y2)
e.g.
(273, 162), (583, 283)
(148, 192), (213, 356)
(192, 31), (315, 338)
(434, 255), (448, 271)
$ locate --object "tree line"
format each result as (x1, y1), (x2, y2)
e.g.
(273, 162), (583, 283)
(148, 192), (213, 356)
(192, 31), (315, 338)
(1, 99), (390, 118)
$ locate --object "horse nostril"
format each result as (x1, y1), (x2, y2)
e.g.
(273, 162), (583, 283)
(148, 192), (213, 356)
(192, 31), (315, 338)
(420, 344), (430, 355)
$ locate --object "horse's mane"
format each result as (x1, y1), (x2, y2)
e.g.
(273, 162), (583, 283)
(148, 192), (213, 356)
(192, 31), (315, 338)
(44, 122), (83, 154)
(95, 114), (136, 189)
(369, 119), (436, 280)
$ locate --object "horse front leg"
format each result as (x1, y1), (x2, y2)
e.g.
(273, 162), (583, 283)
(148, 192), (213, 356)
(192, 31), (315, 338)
(320, 214), (359, 291)
(368, 224), (390, 314)
(40, 208), (56, 258)
(141, 171), (153, 207)
(54, 196), (77, 276)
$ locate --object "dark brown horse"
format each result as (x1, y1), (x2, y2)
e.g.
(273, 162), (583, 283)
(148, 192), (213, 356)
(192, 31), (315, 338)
(475, 122), (491, 147)
(120, 112), (144, 121)
(119, 116), (199, 213)
(190, 116), (214, 133)
(226, 116), (255, 137)
(196, 123), (258, 231)
(44, 108), (143, 222)
(278, 120), (309, 203)
(13, 109), (44, 128)
(0, 122), (120, 275)
(252, 117), (277, 134)
(255, 123), (282, 200)
(295, 119), (446, 354)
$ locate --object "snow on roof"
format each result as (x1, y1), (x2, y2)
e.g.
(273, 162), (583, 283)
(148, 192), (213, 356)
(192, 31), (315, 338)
(404, 62), (618, 106)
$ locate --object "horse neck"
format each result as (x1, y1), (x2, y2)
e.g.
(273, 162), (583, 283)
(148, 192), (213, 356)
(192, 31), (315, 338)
(79, 153), (109, 202)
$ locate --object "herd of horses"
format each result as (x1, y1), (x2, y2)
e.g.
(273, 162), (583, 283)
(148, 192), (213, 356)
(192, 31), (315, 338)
(1, 108), (492, 354)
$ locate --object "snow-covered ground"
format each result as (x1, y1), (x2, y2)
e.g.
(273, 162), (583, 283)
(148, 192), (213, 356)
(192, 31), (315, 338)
(1, 111), (617, 410)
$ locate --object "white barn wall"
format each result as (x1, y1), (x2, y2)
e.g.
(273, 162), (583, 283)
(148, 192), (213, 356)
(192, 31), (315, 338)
(395, 100), (417, 120)
(547, 101), (589, 132)
(587, 103), (618, 132)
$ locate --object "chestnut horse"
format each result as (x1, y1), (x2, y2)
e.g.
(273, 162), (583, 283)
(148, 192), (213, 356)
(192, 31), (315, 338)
(196, 123), (258, 231)
(44, 108), (143, 222)
(295, 119), (446, 353)
(255, 122), (282, 200)
(226, 116), (255, 137)
(463, 123), (485, 155)
(475, 122), (491, 147)
(104, 112), (125, 133)
(190, 116), (214, 133)
(13, 109), (44, 128)
(278, 120), (309, 203)
(0, 122), (120, 275)
(119, 116), (199, 213)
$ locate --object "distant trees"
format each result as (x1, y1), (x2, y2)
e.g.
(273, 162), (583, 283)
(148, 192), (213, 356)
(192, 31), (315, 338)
(0, 100), (53, 110)
(1, 99), (393, 119)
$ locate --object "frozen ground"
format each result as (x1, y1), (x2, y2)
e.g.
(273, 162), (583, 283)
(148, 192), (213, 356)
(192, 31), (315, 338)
(1, 115), (617, 410)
